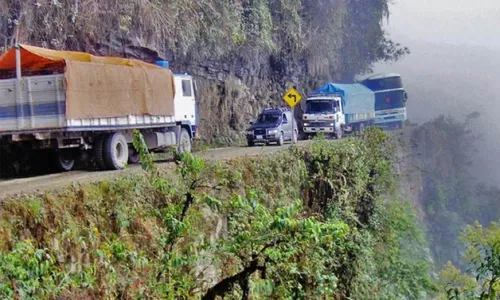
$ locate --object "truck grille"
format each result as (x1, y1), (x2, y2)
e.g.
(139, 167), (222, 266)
(309, 121), (332, 126)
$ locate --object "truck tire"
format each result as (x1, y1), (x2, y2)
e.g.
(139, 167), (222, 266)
(178, 128), (192, 154)
(93, 135), (107, 170)
(103, 133), (129, 170)
(247, 140), (255, 147)
(277, 132), (284, 146)
(53, 150), (75, 172)
(128, 147), (140, 164)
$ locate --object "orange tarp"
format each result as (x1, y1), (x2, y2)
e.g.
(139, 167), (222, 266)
(0, 44), (162, 71)
(0, 44), (176, 119)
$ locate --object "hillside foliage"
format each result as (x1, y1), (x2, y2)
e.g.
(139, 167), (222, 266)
(438, 221), (500, 299)
(411, 114), (500, 270)
(0, 0), (407, 76)
(0, 0), (408, 143)
(0, 129), (434, 299)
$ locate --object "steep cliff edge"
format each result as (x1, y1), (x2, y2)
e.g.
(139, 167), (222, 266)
(0, 0), (408, 144)
(0, 130), (435, 299)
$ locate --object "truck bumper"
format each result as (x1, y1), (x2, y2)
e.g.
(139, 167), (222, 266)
(374, 120), (404, 129)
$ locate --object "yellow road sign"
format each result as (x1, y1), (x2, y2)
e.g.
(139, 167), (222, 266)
(283, 87), (302, 108)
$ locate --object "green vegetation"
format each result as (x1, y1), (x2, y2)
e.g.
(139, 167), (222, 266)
(2, 0), (406, 72)
(409, 115), (500, 299)
(0, 128), (434, 299)
(411, 115), (500, 270)
(438, 221), (500, 299)
(0, 0), (408, 143)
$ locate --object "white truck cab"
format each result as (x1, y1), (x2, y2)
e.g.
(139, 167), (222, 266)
(173, 73), (198, 139)
(302, 95), (346, 139)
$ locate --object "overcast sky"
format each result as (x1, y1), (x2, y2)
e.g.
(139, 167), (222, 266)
(373, 0), (500, 123)
(384, 0), (500, 49)
(373, 0), (500, 186)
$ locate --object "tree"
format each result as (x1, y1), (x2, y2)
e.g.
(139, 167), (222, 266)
(439, 221), (500, 299)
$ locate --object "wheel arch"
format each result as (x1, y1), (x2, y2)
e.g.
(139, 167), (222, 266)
(180, 121), (194, 139)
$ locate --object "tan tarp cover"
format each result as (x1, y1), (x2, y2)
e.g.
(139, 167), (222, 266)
(0, 44), (175, 119)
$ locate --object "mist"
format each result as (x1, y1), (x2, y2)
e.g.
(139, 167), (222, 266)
(372, 0), (500, 186)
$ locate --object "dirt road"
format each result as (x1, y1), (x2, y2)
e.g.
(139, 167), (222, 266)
(0, 127), (410, 199)
(0, 141), (309, 199)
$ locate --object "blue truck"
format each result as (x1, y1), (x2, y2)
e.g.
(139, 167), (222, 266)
(301, 82), (376, 139)
(360, 73), (408, 129)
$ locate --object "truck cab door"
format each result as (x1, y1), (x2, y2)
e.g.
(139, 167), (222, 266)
(336, 101), (345, 126)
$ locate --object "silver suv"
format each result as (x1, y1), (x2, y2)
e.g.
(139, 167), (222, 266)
(246, 107), (298, 147)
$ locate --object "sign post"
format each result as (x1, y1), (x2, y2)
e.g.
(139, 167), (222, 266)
(282, 87), (302, 145)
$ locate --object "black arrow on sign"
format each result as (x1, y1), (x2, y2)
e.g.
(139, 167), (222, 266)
(287, 93), (297, 103)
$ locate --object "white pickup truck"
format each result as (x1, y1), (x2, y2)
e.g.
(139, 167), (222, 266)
(0, 44), (198, 173)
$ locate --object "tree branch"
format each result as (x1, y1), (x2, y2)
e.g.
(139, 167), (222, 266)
(202, 259), (265, 300)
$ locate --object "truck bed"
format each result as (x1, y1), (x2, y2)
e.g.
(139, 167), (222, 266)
(0, 74), (175, 134)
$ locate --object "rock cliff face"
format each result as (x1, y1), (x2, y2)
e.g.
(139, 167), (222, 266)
(0, 0), (408, 144)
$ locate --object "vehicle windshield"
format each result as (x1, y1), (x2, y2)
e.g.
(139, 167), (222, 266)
(362, 76), (402, 91)
(256, 113), (281, 124)
(375, 90), (406, 110)
(305, 100), (337, 114)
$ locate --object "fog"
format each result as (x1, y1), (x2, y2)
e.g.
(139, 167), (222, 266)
(372, 0), (500, 186)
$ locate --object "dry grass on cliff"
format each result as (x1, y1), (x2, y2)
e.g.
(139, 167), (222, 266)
(0, 0), (278, 56)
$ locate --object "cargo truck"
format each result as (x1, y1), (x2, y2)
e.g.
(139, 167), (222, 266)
(0, 44), (198, 173)
(360, 73), (408, 129)
(302, 83), (375, 139)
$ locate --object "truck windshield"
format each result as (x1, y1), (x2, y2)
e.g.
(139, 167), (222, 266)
(306, 100), (336, 114)
(374, 90), (406, 111)
(257, 114), (280, 123)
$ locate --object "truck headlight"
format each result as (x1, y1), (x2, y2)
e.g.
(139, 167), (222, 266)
(303, 122), (310, 127)
(268, 129), (278, 134)
(329, 123), (334, 126)
(246, 130), (253, 135)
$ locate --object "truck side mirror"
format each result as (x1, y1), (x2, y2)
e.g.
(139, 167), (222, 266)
(249, 121), (254, 125)
(404, 91), (408, 102)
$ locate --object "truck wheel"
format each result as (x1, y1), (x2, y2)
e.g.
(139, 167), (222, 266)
(277, 132), (284, 146)
(128, 147), (140, 164)
(178, 128), (192, 154)
(103, 133), (129, 170)
(93, 135), (107, 170)
(53, 150), (75, 172)
(247, 140), (255, 147)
